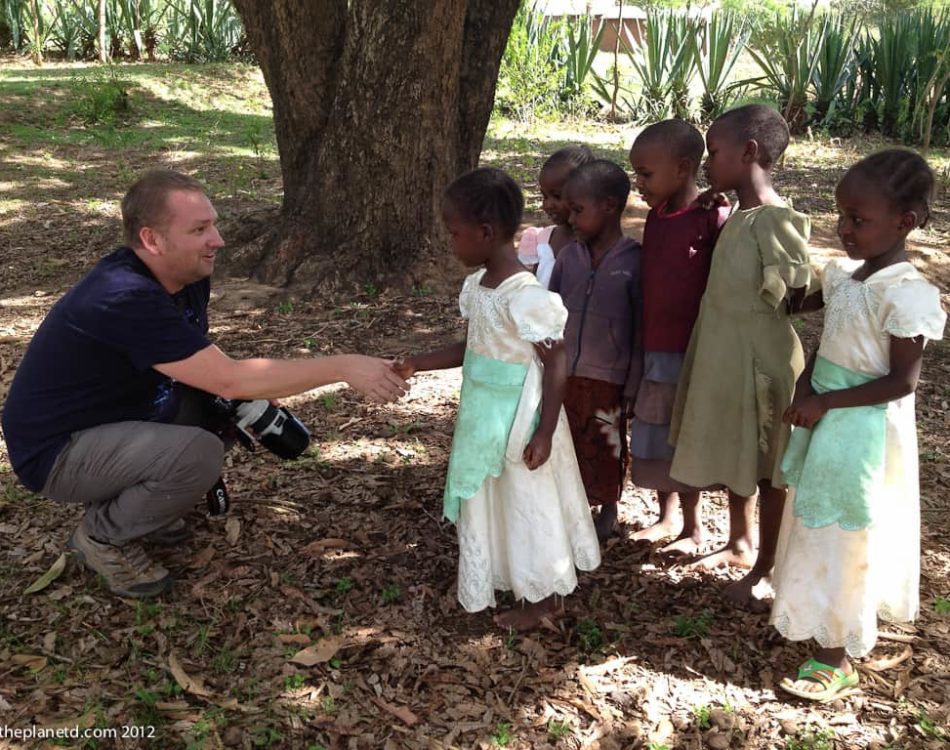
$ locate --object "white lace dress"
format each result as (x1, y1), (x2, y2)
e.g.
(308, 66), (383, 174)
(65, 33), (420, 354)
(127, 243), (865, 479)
(771, 259), (946, 657)
(454, 270), (601, 613)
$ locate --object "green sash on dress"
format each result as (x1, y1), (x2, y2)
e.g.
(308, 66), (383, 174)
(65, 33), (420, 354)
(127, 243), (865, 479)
(443, 349), (529, 523)
(781, 355), (885, 530)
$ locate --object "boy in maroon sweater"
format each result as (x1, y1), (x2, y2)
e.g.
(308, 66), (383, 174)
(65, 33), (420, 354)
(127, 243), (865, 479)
(628, 119), (730, 555)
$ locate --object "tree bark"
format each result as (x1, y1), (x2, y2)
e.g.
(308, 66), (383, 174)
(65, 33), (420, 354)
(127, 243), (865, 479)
(229, 0), (519, 292)
(98, 0), (108, 63)
(30, 0), (42, 65)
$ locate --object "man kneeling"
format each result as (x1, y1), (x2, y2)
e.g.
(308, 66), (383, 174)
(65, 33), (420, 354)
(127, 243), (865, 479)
(1, 170), (407, 598)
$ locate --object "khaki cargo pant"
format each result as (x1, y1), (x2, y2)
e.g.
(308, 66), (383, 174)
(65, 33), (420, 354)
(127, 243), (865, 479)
(41, 389), (224, 545)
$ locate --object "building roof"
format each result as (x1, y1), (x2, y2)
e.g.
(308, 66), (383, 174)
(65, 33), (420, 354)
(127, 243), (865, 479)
(534, 1), (647, 19)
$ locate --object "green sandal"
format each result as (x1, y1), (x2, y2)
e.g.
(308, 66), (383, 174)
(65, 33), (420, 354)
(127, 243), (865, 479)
(779, 658), (859, 702)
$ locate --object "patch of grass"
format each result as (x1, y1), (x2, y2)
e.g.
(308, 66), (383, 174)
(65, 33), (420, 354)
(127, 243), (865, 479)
(380, 584), (402, 605)
(491, 721), (513, 747)
(276, 300), (294, 315)
(693, 703), (711, 729)
(547, 719), (571, 740)
(576, 619), (604, 653)
(916, 710), (946, 740)
(133, 687), (164, 730)
(212, 645), (237, 675)
(363, 282), (379, 298)
(250, 724), (283, 748)
(335, 577), (355, 597)
(282, 673), (306, 691)
(320, 393), (339, 411)
(648, 744), (670, 750)
(934, 596), (950, 615)
(66, 69), (133, 127)
(193, 623), (212, 655)
(785, 725), (835, 750)
(673, 609), (713, 639)
(320, 695), (336, 714)
(134, 601), (163, 635)
(387, 420), (425, 436)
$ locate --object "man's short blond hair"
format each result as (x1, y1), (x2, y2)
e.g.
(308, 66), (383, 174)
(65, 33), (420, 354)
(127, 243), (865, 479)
(121, 169), (207, 247)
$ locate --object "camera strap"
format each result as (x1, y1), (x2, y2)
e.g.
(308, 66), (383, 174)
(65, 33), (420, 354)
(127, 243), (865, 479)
(205, 476), (231, 516)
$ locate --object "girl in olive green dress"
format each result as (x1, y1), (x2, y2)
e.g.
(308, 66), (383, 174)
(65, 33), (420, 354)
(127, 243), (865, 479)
(668, 105), (817, 607)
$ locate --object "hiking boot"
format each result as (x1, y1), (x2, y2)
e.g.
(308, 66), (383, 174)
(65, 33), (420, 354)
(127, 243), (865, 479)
(143, 518), (192, 546)
(67, 522), (172, 598)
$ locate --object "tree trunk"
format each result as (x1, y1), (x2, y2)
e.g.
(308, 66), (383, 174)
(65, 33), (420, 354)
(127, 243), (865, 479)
(30, 0), (42, 65)
(98, 0), (108, 63)
(229, 0), (519, 292)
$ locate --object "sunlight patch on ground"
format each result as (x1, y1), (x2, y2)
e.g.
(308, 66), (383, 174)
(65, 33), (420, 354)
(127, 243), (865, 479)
(5, 152), (74, 171)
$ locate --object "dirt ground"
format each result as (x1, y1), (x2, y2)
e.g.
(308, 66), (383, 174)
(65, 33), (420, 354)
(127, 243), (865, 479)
(1, 63), (949, 750)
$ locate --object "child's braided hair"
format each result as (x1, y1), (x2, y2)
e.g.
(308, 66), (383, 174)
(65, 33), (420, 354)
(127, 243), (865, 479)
(444, 167), (524, 239)
(843, 149), (935, 228)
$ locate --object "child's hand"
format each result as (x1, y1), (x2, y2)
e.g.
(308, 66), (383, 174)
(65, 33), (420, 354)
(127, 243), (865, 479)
(622, 396), (636, 419)
(392, 356), (417, 380)
(523, 430), (553, 470)
(783, 395), (827, 429)
(696, 188), (729, 210)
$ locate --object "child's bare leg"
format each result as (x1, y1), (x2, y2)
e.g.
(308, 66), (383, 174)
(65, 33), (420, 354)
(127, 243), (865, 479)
(494, 594), (563, 631)
(594, 501), (618, 541)
(634, 490), (679, 541)
(691, 491), (755, 569)
(660, 491), (705, 555)
(630, 491), (679, 542)
(725, 481), (785, 608)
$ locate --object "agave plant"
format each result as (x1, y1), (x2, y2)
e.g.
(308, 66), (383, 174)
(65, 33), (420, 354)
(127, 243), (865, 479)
(811, 14), (857, 128)
(558, 11), (604, 113)
(868, 13), (916, 137)
(0, 0), (28, 51)
(167, 0), (244, 63)
(691, 11), (748, 123)
(494, 1), (564, 121)
(628, 9), (696, 121)
(747, 6), (823, 133)
(908, 8), (950, 143)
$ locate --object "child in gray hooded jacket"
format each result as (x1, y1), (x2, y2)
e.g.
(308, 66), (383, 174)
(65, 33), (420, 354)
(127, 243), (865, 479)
(549, 159), (642, 541)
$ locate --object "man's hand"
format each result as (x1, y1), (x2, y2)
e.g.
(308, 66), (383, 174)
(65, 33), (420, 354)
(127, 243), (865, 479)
(783, 394), (827, 429)
(342, 355), (408, 403)
(523, 429), (553, 470)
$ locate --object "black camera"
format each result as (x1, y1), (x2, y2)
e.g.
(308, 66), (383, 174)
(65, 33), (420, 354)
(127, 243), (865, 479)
(204, 399), (311, 517)
(214, 398), (311, 459)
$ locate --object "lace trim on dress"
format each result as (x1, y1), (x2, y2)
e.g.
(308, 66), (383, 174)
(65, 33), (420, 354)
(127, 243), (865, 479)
(772, 613), (871, 658)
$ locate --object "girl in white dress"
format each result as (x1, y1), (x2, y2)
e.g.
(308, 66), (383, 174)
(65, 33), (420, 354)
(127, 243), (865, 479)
(398, 168), (601, 630)
(517, 145), (593, 288)
(772, 150), (946, 702)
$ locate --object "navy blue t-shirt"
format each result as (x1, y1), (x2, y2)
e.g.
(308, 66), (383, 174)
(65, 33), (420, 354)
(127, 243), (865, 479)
(1, 247), (211, 491)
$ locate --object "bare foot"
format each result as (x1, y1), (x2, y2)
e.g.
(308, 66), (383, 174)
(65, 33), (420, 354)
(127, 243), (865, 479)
(659, 531), (705, 558)
(723, 569), (773, 612)
(594, 502), (618, 542)
(689, 544), (755, 571)
(629, 519), (677, 544)
(493, 595), (562, 631)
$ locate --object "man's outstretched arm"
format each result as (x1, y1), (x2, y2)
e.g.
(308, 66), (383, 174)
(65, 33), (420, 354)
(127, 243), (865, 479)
(154, 345), (408, 403)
